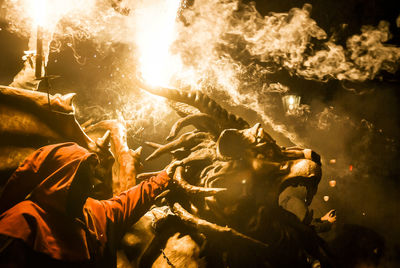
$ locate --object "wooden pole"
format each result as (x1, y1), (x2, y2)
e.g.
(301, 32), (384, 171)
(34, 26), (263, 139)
(35, 25), (43, 79)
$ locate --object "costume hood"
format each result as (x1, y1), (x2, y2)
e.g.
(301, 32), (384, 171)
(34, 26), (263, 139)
(0, 142), (96, 214)
(0, 143), (98, 261)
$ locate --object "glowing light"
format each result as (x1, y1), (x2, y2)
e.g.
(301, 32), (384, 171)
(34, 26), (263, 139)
(22, 0), (97, 32)
(135, 0), (182, 87)
(329, 180), (336, 187)
(282, 95), (301, 115)
(15, 0), (100, 78)
(33, 0), (47, 27)
(329, 159), (337, 164)
(323, 196), (329, 202)
(349, 165), (353, 171)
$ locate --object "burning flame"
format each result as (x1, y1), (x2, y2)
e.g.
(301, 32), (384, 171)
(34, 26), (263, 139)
(134, 0), (182, 87)
(22, 0), (97, 32)
(4, 0), (100, 64)
(126, 0), (184, 132)
(31, 0), (47, 27)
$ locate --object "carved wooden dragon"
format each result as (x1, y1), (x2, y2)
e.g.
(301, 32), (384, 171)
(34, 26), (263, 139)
(0, 83), (333, 267)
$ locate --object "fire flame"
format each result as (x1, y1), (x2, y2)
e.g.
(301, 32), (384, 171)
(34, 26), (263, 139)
(31, 0), (47, 27)
(134, 0), (182, 87)
(23, 0), (97, 32)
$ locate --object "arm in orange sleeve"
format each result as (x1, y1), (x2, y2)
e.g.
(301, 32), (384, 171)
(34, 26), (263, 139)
(86, 171), (171, 239)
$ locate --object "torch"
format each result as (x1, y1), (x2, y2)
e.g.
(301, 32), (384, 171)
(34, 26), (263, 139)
(35, 24), (43, 79)
(34, 0), (46, 80)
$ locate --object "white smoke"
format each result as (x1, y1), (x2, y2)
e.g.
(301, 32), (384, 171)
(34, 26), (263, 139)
(300, 21), (400, 81)
(3, 0), (400, 146)
(167, 0), (400, 145)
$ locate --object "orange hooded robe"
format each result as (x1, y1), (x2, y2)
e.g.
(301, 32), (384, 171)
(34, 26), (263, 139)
(0, 142), (170, 267)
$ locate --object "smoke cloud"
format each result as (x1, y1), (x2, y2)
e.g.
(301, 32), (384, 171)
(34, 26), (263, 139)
(3, 0), (399, 146)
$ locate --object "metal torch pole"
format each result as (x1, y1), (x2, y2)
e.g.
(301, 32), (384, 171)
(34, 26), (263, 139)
(35, 25), (43, 79)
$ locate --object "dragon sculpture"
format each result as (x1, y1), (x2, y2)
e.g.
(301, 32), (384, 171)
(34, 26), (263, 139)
(0, 83), (334, 267)
(117, 85), (334, 268)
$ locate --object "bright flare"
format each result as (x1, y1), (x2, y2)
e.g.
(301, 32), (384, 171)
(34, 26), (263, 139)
(33, 0), (47, 27)
(24, 0), (97, 32)
(288, 96), (295, 105)
(134, 0), (182, 87)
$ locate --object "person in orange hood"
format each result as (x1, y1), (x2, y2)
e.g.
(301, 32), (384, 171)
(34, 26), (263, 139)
(0, 142), (172, 267)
